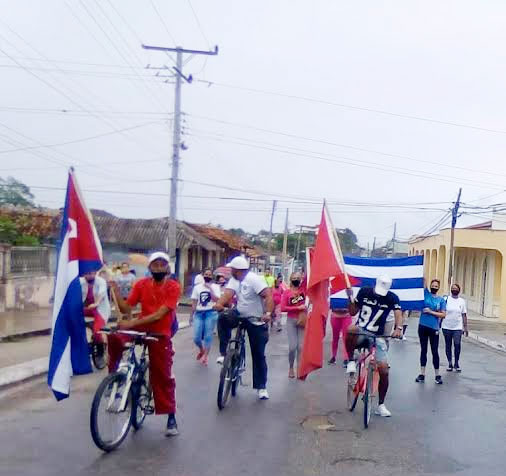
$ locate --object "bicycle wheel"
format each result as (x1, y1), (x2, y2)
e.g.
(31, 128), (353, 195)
(347, 364), (360, 412)
(217, 351), (237, 410)
(231, 345), (245, 397)
(92, 341), (107, 370)
(131, 372), (153, 430)
(363, 365), (374, 429)
(90, 372), (132, 452)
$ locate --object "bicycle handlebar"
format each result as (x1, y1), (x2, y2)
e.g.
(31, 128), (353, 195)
(99, 327), (164, 340)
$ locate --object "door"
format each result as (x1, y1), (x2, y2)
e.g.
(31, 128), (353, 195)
(480, 258), (488, 315)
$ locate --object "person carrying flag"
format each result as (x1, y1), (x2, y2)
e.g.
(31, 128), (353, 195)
(80, 266), (110, 353)
(109, 252), (181, 437)
(345, 275), (403, 418)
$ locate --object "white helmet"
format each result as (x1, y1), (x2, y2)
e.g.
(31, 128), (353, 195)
(226, 256), (250, 270)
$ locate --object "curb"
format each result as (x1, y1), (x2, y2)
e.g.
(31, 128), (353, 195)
(0, 322), (190, 391)
(467, 332), (506, 353)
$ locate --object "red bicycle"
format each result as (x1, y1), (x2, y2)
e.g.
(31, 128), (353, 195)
(347, 331), (387, 428)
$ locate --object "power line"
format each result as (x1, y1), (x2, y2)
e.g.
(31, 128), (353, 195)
(195, 80), (506, 135)
(186, 0), (211, 48)
(189, 131), (505, 191)
(149, 0), (177, 45)
(188, 114), (506, 180)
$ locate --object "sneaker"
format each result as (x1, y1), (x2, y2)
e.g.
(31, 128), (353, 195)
(454, 365), (461, 373)
(346, 361), (357, 374)
(165, 415), (179, 437)
(196, 348), (205, 361)
(258, 389), (269, 400)
(446, 364), (453, 372)
(288, 368), (295, 379)
(375, 404), (392, 417)
(216, 355), (224, 365)
(435, 375), (443, 385)
(342, 359), (349, 368)
(415, 374), (425, 383)
(328, 357), (336, 365)
(402, 336), (407, 341)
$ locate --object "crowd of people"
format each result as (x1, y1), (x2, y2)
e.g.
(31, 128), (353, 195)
(79, 252), (470, 437)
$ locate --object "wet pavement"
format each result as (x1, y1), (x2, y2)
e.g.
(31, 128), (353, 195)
(1, 323), (506, 476)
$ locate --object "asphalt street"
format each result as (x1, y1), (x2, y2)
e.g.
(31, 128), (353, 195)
(1, 323), (505, 476)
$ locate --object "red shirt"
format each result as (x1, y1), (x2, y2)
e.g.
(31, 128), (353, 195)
(281, 289), (306, 319)
(127, 277), (181, 335)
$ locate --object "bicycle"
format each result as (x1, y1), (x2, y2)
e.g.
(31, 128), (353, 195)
(85, 319), (107, 370)
(347, 331), (389, 428)
(217, 315), (248, 410)
(90, 329), (157, 452)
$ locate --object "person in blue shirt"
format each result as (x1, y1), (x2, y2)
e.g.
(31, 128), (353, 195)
(416, 279), (447, 384)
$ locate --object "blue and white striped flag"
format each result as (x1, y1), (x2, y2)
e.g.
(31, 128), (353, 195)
(330, 255), (424, 310)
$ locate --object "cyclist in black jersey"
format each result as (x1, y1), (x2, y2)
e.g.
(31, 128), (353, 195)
(345, 275), (403, 417)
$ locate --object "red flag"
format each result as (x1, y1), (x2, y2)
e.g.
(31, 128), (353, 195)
(298, 203), (346, 380)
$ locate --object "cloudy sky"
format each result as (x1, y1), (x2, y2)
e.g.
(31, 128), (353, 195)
(1, 1), (506, 247)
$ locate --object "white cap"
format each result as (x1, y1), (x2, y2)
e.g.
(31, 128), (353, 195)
(148, 251), (170, 265)
(374, 275), (392, 296)
(226, 256), (250, 270)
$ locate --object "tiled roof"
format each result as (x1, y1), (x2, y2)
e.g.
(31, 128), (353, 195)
(186, 223), (266, 258)
(0, 206), (219, 251)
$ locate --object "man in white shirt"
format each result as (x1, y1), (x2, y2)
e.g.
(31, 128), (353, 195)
(215, 256), (274, 400)
(442, 283), (468, 372)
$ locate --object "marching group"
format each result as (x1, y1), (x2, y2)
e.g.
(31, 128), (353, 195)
(80, 251), (469, 437)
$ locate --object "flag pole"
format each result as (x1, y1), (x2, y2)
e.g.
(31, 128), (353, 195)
(323, 200), (351, 289)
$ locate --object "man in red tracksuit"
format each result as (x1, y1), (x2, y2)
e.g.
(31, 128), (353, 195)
(109, 252), (181, 436)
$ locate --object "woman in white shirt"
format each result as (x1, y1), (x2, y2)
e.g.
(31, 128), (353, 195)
(442, 283), (468, 372)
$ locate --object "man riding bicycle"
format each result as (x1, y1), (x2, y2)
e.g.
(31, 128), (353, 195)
(109, 252), (181, 437)
(214, 256), (274, 400)
(345, 275), (403, 417)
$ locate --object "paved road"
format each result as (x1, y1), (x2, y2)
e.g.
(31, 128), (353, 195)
(1, 324), (506, 476)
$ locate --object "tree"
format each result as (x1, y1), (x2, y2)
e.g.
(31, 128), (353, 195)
(0, 176), (36, 207)
(0, 216), (40, 245)
(336, 228), (363, 255)
(228, 228), (246, 237)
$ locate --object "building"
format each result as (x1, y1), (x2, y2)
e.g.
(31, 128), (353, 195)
(409, 217), (506, 321)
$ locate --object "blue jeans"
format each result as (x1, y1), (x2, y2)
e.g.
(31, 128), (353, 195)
(193, 310), (218, 350)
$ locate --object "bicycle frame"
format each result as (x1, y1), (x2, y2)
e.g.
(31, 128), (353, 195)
(228, 320), (247, 383)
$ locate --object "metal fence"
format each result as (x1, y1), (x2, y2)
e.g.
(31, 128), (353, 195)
(10, 246), (50, 275)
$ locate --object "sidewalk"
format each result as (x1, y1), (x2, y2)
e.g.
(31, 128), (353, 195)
(466, 317), (506, 352)
(0, 314), (191, 388)
(0, 308), (51, 341)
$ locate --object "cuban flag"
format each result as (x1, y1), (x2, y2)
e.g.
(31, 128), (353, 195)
(48, 169), (103, 400)
(330, 255), (425, 310)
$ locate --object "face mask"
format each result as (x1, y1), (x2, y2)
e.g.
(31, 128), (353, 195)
(430, 287), (438, 294)
(291, 280), (301, 287)
(152, 271), (167, 282)
(204, 276), (212, 283)
(451, 290), (459, 297)
(86, 277), (95, 283)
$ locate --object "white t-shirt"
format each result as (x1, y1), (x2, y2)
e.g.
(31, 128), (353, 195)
(191, 283), (220, 311)
(442, 296), (467, 330)
(226, 271), (267, 321)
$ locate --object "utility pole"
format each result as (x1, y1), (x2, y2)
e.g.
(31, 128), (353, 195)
(281, 209), (289, 280)
(447, 188), (462, 290)
(372, 237), (376, 256)
(392, 222), (397, 256)
(294, 225), (303, 267)
(142, 44), (218, 264)
(267, 200), (277, 258)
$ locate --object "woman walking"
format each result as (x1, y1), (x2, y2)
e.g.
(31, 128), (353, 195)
(442, 283), (468, 372)
(271, 274), (286, 332)
(328, 307), (352, 367)
(281, 272), (306, 378)
(191, 268), (220, 365)
(416, 279), (446, 384)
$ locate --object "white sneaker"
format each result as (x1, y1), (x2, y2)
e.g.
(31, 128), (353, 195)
(257, 389), (269, 400)
(216, 356), (224, 365)
(346, 360), (357, 374)
(375, 404), (392, 417)
(402, 336), (407, 341)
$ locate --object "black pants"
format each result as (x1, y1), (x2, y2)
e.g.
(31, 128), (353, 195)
(218, 317), (269, 390)
(418, 324), (440, 369)
(443, 329), (462, 366)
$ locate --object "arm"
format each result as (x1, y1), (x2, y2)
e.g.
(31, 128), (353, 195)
(214, 288), (235, 311)
(121, 305), (171, 330)
(392, 309), (403, 338)
(462, 313), (468, 336)
(110, 282), (133, 317)
(348, 288), (360, 315)
(259, 287), (274, 322)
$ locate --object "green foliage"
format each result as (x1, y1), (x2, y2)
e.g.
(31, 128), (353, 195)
(0, 176), (36, 207)
(336, 228), (362, 255)
(228, 228), (246, 237)
(0, 216), (39, 245)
